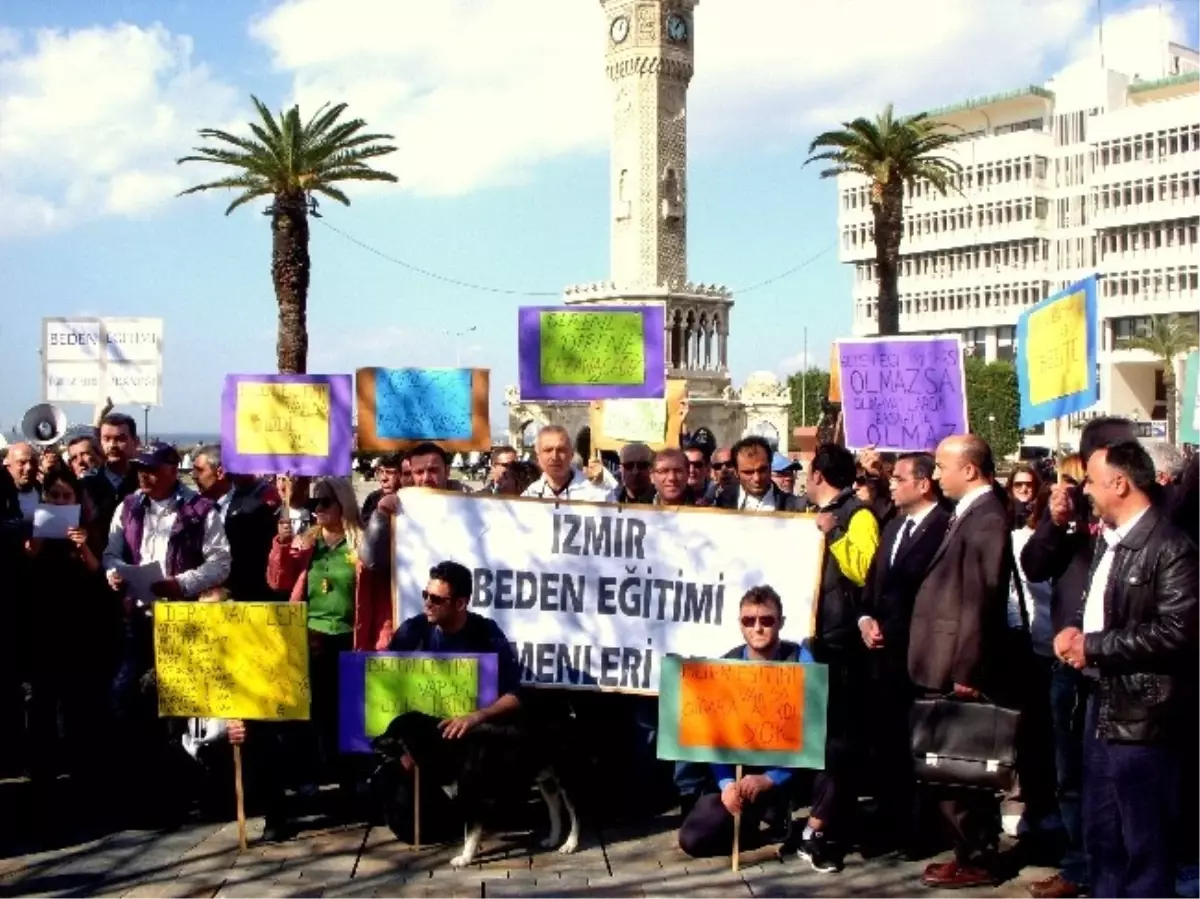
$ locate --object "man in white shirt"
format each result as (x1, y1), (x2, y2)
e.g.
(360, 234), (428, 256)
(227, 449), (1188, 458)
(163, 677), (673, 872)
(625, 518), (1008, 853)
(521, 426), (609, 502)
(1053, 440), (1197, 899)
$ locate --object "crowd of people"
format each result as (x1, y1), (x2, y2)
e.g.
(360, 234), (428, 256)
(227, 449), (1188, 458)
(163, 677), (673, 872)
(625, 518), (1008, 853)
(1, 413), (1196, 898)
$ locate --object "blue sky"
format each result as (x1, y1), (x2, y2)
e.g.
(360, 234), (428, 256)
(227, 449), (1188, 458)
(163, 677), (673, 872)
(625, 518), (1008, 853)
(2, 0), (1196, 435)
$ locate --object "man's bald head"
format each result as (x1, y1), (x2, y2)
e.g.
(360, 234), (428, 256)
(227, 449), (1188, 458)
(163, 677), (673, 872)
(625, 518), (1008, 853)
(934, 434), (995, 501)
(619, 442), (652, 465)
(4, 442), (38, 489)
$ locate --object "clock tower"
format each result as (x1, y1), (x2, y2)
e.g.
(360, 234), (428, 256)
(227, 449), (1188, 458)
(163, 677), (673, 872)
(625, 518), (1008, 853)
(506, 0), (783, 451)
(602, 0), (693, 291)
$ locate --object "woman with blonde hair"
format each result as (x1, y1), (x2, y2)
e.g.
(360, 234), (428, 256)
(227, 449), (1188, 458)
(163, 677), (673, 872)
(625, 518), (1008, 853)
(268, 476), (392, 794)
(1056, 453), (1085, 485)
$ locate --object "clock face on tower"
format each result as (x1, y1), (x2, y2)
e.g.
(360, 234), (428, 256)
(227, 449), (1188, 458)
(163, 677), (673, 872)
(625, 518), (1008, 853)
(666, 13), (689, 42)
(610, 15), (629, 44)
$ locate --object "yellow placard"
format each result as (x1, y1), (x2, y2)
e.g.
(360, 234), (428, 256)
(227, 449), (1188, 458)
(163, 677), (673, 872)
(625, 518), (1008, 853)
(153, 602), (311, 720)
(1026, 290), (1088, 405)
(235, 382), (331, 457)
(600, 398), (668, 444)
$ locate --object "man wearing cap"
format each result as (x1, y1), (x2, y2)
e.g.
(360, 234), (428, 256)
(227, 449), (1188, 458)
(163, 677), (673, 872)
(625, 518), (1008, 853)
(103, 443), (231, 699)
(771, 452), (802, 497)
(684, 429), (719, 504)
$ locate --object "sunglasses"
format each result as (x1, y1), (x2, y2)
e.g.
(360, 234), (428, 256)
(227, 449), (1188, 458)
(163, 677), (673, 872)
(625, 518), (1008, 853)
(422, 590), (453, 606)
(712, 462), (732, 471)
(312, 496), (337, 509)
(622, 461), (651, 471)
(686, 459), (707, 469)
(740, 614), (778, 629)
(1012, 480), (1035, 489)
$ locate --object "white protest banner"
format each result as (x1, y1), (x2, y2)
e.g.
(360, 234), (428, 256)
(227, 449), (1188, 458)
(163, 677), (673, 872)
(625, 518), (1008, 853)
(392, 489), (824, 693)
(41, 317), (163, 406)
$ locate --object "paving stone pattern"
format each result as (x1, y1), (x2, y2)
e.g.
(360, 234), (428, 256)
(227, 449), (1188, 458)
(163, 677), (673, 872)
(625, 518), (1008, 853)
(1, 810), (1057, 898)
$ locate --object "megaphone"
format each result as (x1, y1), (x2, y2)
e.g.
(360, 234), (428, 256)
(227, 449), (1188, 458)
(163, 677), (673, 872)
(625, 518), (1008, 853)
(22, 403), (67, 446)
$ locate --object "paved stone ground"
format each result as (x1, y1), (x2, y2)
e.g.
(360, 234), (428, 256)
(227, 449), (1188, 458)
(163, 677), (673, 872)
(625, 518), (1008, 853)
(1, 804), (1057, 898)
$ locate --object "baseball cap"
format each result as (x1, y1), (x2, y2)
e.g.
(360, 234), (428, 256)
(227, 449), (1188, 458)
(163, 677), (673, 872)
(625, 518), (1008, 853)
(685, 428), (717, 457)
(771, 452), (801, 474)
(132, 441), (181, 468)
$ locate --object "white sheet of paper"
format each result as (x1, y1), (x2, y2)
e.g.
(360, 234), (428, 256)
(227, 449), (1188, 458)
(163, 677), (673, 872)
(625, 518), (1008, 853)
(117, 561), (166, 604)
(32, 504), (80, 539)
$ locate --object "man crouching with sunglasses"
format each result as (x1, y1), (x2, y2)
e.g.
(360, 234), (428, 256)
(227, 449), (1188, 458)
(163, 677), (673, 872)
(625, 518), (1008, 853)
(376, 561), (524, 841)
(677, 586), (809, 858)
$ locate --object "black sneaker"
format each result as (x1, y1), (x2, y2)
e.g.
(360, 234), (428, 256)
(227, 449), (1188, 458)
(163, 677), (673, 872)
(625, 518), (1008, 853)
(796, 831), (843, 874)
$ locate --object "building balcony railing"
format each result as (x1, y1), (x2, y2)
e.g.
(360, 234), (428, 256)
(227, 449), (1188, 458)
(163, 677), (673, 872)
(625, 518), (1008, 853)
(1091, 198), (1200, 228)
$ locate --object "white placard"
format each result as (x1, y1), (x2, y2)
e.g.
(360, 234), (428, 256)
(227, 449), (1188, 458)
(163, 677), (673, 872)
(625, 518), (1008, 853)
(32, 504), (80, 539)
(114, 560), (166, 605)
(104, 361), (161, 405)
(41, 317), (164, 405)
(103, 317), (162, 363)
(392, 489), (824, 693)
(44, 319), (103, 363)
(45, 361), (104, 403)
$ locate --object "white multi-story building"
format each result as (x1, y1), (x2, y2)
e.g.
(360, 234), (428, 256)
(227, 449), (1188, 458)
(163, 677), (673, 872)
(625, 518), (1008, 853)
(839, 43), (1199, 444)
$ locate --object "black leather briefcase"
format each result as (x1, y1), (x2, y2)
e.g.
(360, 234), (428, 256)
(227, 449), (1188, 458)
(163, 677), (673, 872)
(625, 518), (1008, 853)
(910, 696), (1020, 793)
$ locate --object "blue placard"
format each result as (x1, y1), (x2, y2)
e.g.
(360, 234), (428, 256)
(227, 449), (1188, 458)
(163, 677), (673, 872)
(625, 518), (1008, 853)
(374, 368), (473, 440)
(1016, 275), (1099, 430)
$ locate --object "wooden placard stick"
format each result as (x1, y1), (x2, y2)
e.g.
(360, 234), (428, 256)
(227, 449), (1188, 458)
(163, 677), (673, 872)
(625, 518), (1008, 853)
(731, 762), (743, 873)
(232, 744), (248, 852)
(413, 763), (421, 850)
(1054, 417), (1064, 485)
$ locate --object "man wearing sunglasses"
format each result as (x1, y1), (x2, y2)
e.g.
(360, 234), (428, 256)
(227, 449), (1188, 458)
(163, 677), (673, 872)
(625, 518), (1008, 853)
(709, 447), (737, 500)
(678, 586), (812, 860)
(385, 560), (524, 840)
(607, 442), (657, 505)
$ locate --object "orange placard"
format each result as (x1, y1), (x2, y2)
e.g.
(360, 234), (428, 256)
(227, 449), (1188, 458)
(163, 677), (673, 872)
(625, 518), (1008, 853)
(828, 344), (842, 403)
(678, 660), (804, 752)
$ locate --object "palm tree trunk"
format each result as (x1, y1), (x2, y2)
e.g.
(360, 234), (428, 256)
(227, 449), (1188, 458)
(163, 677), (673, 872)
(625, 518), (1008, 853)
(1165, 371), (1177, 446)
(272, 192), (311, 374)
(873, 180), (904, 336)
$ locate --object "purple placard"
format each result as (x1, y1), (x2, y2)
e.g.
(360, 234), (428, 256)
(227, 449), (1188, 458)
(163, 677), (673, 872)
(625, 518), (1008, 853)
(838, 336), (967, 452)
(517, 304), (666, 401)
(220, 374), (352, 476)
(338, 652), (500, 754)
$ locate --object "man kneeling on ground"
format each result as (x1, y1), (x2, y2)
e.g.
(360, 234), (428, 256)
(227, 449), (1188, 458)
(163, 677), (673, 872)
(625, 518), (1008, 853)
(678, 585), (805, 858)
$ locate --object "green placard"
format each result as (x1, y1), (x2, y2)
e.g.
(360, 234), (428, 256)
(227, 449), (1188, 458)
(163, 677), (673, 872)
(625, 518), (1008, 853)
(1181, 351), (1199, 446)
(364, 656), (479, 737)
(539, 310), (646, 385)
(656, 654), (828, 769)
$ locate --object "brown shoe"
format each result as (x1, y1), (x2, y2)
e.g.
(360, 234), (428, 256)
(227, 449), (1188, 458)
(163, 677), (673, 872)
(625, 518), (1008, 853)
(1027, 873), (1082, 898)
(921, 861), (996, 889)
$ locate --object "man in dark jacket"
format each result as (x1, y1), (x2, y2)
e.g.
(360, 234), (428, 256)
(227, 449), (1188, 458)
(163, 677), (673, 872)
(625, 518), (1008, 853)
(1054, 440), (1198, 899)
(715, 436), (803, 512)
(911, 435), (1013, 890)
(193, 445), (280, 602)
(1021, 416), (1139, 899)
(859, 452), (950, 849)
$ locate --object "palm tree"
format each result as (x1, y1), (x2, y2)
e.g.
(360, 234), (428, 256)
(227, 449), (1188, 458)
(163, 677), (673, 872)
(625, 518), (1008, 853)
(1129, 313), (1199, 445)
(805, 104), (963, 335)
(178, 96), (398, 373)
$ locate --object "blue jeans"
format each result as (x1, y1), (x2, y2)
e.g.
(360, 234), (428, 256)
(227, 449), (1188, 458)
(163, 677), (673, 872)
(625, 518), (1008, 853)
(1083, 696), (1181, 898)
(1049, 661), (1088, 885)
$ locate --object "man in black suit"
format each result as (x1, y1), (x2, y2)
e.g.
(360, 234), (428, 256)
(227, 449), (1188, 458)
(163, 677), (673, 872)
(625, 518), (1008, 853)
(714, 436), (803, 512)
(859, 452), (951, 849)
(910, 435), (1014, 890)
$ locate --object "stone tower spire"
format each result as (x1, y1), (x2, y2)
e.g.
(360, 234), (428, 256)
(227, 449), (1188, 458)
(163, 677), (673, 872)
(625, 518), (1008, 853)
(601, 0), (696, 291)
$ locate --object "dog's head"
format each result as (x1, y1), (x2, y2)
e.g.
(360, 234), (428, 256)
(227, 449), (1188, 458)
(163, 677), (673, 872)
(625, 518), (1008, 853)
(371, 711), (443, 765)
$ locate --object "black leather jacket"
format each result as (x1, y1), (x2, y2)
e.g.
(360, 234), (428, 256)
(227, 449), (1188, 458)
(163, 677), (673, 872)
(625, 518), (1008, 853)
(1076, 507), (1198, 744)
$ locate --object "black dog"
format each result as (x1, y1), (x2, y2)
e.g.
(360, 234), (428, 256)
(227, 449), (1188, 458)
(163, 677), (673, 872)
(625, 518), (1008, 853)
(372, 711), (581, 867)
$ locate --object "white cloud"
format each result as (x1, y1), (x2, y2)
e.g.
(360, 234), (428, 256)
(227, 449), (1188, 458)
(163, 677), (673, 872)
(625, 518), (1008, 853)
(1050, 0), (1191, 83)
(249, 0), (1101, 198)
(309, 324), (485, 369)
(777, 351), (814, 376)
(0, 22), (240, 237)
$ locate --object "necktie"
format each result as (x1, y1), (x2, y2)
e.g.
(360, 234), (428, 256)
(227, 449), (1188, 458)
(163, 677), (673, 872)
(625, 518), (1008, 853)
(893, 518), (915, 562)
